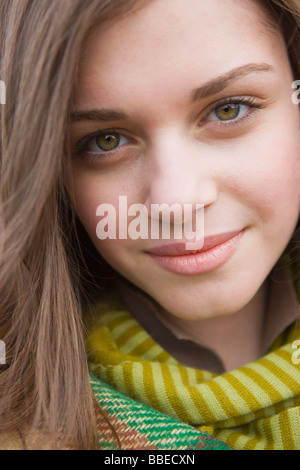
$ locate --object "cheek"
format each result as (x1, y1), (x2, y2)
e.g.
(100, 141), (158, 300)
(227, 132), (300, 221)
(67, 169), (124, 230)
(66, 170), (142, 266)
(261, 145), (300, 217)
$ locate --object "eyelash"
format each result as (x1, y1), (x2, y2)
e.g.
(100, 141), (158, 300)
(203, 96), (264, 126)
(74, 96), (265, 160)
(74, 131), (132, 159)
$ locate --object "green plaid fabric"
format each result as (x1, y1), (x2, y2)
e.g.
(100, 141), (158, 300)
(91, 375), (230, 450)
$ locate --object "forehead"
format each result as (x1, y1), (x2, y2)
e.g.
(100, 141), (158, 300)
(73, 0), (287, 110)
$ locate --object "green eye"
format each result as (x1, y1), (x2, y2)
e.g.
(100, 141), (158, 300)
(96, 132), (120, 151)
(215, 104), (240, 121)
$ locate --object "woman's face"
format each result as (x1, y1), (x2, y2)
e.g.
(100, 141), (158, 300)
(66, 0), (300, 320)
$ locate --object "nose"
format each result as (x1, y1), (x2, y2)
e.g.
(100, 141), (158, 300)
(144, 130), (218, 211)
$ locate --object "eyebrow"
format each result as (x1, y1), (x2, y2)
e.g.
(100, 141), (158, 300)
(191, 62), (275, 102)
(70, 108), (128, 123)
(70, 63), (276, 123)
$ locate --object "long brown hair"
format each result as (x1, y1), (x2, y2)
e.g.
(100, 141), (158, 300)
(0, 0), (300, 450)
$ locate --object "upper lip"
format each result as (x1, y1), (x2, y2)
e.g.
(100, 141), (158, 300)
(146, 230), (243, 256)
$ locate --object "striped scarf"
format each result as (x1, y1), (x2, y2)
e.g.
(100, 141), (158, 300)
(87, 303), (300, 450)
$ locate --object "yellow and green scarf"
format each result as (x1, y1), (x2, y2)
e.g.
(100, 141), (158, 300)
(87, 304), (300, 451)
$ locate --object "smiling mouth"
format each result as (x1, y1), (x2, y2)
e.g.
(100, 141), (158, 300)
(146, 229), (246, 275)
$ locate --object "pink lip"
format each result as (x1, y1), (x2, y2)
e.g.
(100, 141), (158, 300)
(146, 229), (246, 275)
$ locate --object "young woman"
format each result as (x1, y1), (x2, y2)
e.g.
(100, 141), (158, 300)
(0, 0), (299, 450)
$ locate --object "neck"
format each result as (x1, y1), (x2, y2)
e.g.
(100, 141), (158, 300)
(156, 281), (269, 371)
(117, 263), (298, 373)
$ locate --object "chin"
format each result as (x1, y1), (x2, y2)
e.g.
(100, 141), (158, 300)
(148, 279), (261, 322)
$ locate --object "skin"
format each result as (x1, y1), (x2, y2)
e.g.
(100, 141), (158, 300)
(66, 0), (300, 370)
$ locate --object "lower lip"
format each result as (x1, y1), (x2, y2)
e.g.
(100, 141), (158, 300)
(147, 230), (246, 275)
